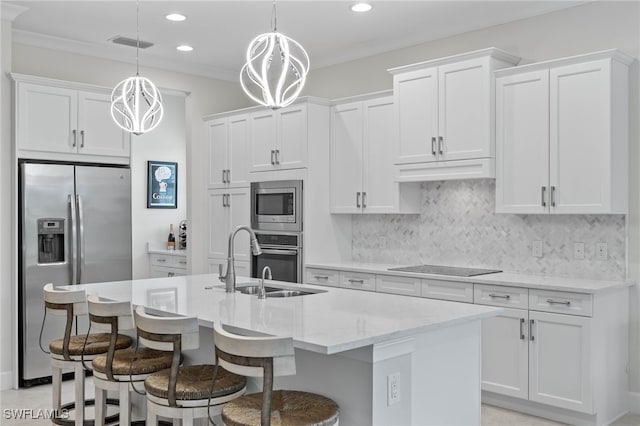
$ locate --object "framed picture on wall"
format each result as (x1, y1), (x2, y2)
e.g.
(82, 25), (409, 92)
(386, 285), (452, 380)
(147, 161), (178, 208)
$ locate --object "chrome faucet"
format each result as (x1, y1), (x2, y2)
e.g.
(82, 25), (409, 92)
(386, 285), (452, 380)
(258, 266), (273, 300)
(219, 225), (262, 292)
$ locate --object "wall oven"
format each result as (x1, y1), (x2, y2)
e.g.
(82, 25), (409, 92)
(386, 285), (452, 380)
(252, 232), (302, 283)
(251, 180), (302, 232)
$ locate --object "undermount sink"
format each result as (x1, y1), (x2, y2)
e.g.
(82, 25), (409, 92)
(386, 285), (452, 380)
(265, 290), (313, 298)
(236, 285), (281, 295)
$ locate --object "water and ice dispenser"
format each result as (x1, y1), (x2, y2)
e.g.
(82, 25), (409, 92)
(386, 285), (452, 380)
(37, 218), (65, 263)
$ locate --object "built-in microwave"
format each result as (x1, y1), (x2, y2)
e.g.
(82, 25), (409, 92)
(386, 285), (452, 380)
(250, 180), (302, 232)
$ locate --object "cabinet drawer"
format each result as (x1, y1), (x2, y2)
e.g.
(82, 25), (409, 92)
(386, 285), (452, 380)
(376, 275), (421, 296)
(174, 256), (188, 269)
(150, 254), (175, 267)
(340, 271), (376, 292)
(474, 284), (528, 309)
(149, 266), (185, 278)
(306, 268), (340, 287)
(529, 289), (592, 317)
(421, 279), (473, 303)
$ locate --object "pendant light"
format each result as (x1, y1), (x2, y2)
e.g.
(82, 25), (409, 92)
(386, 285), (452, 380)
(240, 1), (310, 109)
(110, 0), (163, 135)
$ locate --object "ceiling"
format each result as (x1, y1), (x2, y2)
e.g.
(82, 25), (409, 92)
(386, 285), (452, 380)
(5, 1), (586, 81)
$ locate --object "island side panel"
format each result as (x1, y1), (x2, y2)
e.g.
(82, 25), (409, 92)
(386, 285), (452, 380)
(412, 320), (482, 425)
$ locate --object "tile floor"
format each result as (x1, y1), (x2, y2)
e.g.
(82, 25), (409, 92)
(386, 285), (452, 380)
(1, 378), (640, 425)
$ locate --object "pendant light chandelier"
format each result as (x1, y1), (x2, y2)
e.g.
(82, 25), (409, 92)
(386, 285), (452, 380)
(110, 0), (163, 135)
(240, 1), (310, 109)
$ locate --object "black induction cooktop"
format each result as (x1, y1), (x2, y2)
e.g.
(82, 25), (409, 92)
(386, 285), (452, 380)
(388, 265), (502, 277)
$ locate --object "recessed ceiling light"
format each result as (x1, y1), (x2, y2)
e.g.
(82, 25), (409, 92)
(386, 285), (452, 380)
(176, 45), (193, 52)
(166, 13), (186, 22)
(351, 3), (373, 13)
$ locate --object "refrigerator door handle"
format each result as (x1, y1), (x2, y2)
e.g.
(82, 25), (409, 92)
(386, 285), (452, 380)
(69, 194), (78, 286)
(76, 194), (85, 284)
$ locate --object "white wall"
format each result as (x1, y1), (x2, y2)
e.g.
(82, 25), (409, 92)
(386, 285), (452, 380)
(302, 0), (640, 399)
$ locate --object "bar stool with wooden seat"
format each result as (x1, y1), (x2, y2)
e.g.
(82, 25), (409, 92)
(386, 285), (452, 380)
(87, 295), (175, 426)
(133, 306), (247, 425)
(43, 283), (133, 426)
(212, 322), (340, 426)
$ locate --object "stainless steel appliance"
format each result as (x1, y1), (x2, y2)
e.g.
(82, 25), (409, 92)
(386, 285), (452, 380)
(251, 232), (302, 283)
(387, 265), (502, 277)
(19, 162), (132, 386)
(250, 180), (302, 232)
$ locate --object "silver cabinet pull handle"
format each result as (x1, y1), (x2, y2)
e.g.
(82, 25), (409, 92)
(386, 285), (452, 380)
(546, 299), (570, 306)
(178, 260), (187, 265)
(226, 193), (230, 207)
(541, 186), (546, 207)
(438, 136), (444, 155)
(489, 293), (511, 300)
(550, 186), (556, 207)
(275, 149), (280, 164)
(168, 272), (175, 277)
(529, 319), (535, 341)
(362, 192), (367, 208)
(356, 192), (361, 208)
(520, 318), (526, 340)
(431, 137), (436, 156)
(157, 258), (167, 263)
(270, 150), (275, 165)
(72, 129), (77, 147)
(80, 130), (85, 148)
(314, 275), (329, 280)
(348, 279), (364, 284)
(226, 169), (231, 182)
(222, 170), (226, 183)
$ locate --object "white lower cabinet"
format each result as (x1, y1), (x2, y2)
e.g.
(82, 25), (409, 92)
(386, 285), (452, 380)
(528, 311), (592, 413)
(481, 308), (529, 399)
(375, 275), (421, 296)
(149, 253), (187, 278)
(341, 271), (376, 292)
(305, 268), (341, 287)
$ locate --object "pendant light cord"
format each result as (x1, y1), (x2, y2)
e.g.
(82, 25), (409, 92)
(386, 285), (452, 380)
(271, 0), (277, 32)
(136, 0), (140, 76)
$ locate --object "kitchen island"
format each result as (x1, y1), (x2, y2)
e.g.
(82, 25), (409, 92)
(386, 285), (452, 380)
(70, 274), (502, 425)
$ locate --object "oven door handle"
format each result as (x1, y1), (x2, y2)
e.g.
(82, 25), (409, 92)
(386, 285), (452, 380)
(259, 248), (299, 256)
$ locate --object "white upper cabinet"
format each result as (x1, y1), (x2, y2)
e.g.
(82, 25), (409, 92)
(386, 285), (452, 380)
(249, 102), (311, 173)
(331, 93), (420, 214)
(496, 50), (632, 214)
(389, 48), (520, 182)
(206, 113), (250, 189)
(14, 75), (130, 163)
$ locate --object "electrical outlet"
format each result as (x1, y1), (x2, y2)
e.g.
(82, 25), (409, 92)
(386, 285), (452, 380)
(388, 373), (400, 405)
(573, 242), (585, 260)
(596, 242), (608, 260)
(532, 240), (543, 258)
(379, 236), (387, 249)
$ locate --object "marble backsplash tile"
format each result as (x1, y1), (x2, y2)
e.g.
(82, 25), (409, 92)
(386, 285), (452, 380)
(352, 180), (626, 280)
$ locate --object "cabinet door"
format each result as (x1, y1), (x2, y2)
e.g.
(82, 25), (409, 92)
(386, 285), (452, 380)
(362, 96), (398, 213)
(249, 110), (277, 172)
(77, 91), (130, 157)
(550, 59), (611, 214)
(529, 311), (593, 413)
(278, 103), (307, 170)
(207, 190), (229, 258)
(228, 114), (250, 187)
(17, 83), (77, 154)
(207, 119), (228, 188)
(481, 308), (529, 399)
(438, 58), (490, 161)
(330, 102), (363, 213)
(393, 67), (438, 164)
(495, 70), (550, 213)
(228, 188), (251, 262)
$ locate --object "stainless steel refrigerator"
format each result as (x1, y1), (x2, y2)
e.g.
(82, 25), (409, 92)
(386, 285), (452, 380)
(19, 162), (132, 386)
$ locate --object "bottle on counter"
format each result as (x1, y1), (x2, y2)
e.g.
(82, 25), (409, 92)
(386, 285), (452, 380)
(167, 224), (176, 250)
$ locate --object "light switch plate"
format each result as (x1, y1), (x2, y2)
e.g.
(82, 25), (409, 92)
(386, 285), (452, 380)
(573, 242), (585, 260)
(596, 242), (608, 260)
(532, 240), (543, 258)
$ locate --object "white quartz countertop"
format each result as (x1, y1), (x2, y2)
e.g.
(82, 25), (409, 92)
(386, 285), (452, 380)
(147, 242), (187, 256)
(305, 261), (634, 294)
(66, 273), (501, 355)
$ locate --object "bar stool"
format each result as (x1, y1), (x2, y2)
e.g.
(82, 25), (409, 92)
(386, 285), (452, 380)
(43, 283), (133, 425)
(213, 322), (339, 426)
(133, 306), (247, 426)
(87, 295), (175, 426)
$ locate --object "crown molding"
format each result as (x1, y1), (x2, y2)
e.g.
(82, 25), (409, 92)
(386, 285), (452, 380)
(12, 29), (238, 82)
(1, 3), (28, 22)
